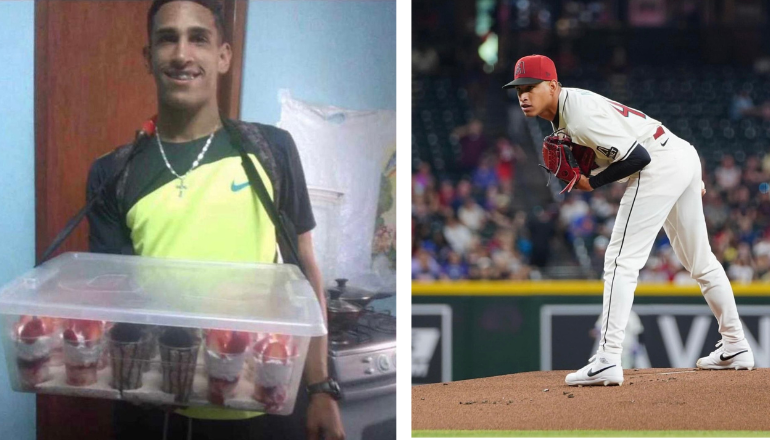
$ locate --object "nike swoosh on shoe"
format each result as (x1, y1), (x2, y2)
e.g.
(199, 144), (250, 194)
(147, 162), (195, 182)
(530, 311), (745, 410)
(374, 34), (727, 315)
(719, 350), (748, 361)
(587, 365), (616, 377)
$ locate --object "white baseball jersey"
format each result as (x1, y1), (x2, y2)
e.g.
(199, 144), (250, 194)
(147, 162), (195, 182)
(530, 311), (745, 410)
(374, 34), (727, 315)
(549, 87), (746, 364)
(552, 87), (670, 179)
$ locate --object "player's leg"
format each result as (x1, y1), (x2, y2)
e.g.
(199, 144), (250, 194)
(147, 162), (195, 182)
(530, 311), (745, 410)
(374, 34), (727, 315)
(567, 167), (683, 386)
(598, 169), (687, 355)
(662, 147), (752, 370)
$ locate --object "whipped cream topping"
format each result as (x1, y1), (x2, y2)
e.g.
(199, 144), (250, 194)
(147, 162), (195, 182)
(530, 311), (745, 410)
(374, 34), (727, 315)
(15, 335), (52, 361)
(63, 340), (102, 365)
(205, 349), (246, 381)
(257, 359), (294, 387)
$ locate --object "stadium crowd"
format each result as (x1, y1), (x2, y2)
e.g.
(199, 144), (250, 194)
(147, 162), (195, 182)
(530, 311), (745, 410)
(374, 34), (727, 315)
(412, 130), (770, 283)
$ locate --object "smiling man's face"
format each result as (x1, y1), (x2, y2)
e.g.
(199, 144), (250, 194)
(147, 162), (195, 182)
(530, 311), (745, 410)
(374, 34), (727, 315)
(144, 1), (231, 111)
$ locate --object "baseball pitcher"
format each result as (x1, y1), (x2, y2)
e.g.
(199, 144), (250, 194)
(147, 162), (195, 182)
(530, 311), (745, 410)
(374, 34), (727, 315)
(504, 54), (754, 386)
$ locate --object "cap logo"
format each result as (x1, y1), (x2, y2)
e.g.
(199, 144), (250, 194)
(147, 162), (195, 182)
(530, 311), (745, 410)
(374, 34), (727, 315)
(515, 61), (525, 76)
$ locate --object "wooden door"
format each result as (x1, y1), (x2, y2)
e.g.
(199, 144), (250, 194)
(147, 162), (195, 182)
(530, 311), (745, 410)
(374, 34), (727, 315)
(34, 1), (246, 438)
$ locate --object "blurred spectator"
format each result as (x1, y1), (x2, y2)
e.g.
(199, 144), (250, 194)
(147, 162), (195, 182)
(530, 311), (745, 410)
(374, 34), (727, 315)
(714, 155), (742, 191)
(453, 119), (488, 173)
(458, 197), (487, 231)
(494, 137), (527, 184)
(727, 255), (754, 284)
(589, 190), (616, 223)
(743, 155), (767, 189)
(754, 231), (770, 259)
(437, 180), (456, 209)
(703, 190), (729, 231)
(639, 257), (669, 282)
(443, 214), (474, 255)
(527, 206), (556, 268)
(730, 90), (755, 120)
(441, 251), (468, 280)
(412, 247), (442, 281)
(472, 155), (499, 191)
(453, 179), (473, 211)
(559, 193), (590, 228)
(413, 161), (436, 195)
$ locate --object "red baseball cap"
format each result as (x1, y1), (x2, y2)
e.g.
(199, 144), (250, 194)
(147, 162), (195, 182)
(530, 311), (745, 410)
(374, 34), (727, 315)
(503, 55), (558, 89)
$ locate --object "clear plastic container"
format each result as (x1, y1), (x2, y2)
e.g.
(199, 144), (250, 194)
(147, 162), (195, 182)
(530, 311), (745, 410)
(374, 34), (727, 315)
(0, 252), (326, 415)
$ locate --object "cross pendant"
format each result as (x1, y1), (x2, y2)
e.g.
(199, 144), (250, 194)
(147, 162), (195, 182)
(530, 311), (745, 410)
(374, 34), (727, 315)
(177, 179), (188, 197)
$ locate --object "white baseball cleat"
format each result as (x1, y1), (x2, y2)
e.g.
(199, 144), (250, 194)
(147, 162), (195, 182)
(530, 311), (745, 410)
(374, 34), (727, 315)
(565, 353), (624, 386)
(696, 339), (754, 370)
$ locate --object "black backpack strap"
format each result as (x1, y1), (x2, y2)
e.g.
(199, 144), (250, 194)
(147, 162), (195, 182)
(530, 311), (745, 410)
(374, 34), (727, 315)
(223, 120), (306, 276)
(38, 133), (147, 265)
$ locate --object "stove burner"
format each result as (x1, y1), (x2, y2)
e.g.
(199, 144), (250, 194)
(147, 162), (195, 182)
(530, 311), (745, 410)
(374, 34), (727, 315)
(329, 327), (373, 346)
(359, 312), (396, 334)
(328, 309), (395, 349)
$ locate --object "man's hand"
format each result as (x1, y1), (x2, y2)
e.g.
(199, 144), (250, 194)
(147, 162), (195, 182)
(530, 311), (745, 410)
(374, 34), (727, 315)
(574, 174), (593, 192)
(307, 394), (345, 440)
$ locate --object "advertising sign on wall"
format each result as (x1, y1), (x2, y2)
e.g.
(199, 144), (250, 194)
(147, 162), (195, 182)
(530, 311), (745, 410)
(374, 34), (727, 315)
(541, 304), (770, 370)
(412, 304), (452, 384)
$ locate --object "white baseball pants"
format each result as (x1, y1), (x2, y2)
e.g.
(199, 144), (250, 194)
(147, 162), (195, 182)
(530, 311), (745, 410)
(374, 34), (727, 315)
(598, 136), (745, 356)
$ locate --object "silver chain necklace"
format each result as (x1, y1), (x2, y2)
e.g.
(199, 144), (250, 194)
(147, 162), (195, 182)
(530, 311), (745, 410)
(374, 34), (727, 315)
(156, 127), (218, 197)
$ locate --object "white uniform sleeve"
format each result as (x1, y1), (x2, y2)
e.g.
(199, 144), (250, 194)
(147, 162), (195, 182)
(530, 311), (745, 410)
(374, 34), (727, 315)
(568, 98), (641, 164)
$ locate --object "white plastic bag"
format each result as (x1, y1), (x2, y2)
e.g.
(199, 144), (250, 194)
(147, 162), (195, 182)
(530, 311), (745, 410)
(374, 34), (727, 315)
(277, 91), (396, 284)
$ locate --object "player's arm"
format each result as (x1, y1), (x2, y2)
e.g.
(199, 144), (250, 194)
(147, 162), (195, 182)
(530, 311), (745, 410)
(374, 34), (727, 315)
(586, 146), (650, 189)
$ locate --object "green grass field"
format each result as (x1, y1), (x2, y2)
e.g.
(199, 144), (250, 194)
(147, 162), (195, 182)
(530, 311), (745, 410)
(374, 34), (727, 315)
(412, 430), (770, 437)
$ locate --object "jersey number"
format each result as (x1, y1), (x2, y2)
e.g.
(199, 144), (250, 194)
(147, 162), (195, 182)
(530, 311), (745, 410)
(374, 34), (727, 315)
(608, 100), (647, 119)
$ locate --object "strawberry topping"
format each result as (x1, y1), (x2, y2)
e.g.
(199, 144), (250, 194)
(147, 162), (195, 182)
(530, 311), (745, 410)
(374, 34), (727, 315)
(19, 316), (53, 342)
(225, 331), (249, 354)
(207, 329), (250, 354)
(263, 342), (289, 362)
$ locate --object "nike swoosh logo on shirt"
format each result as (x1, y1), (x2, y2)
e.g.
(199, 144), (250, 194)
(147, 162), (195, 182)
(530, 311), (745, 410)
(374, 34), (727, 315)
(587, 365), (616, 377)
(720, 350), (748, 361)
(661, 138), (669, 146)
(231, 181), (250, 192)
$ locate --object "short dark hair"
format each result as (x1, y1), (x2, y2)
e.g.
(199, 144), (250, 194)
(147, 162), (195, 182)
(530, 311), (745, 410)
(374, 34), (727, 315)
(147, 0), (226, 44)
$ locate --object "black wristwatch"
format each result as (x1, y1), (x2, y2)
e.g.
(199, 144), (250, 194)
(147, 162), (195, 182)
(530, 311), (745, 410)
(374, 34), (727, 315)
(307, 378), (342, 400)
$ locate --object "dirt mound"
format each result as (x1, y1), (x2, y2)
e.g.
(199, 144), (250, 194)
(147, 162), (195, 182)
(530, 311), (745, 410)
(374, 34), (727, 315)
(413, 368), (770, 431)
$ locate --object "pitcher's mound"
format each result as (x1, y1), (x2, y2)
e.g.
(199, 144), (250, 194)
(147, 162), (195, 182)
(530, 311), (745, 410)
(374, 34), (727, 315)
(413, 368), (770, 431)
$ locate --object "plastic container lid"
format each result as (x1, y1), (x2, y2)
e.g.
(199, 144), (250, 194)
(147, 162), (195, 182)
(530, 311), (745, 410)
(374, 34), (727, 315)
(0, 253), (327, 337)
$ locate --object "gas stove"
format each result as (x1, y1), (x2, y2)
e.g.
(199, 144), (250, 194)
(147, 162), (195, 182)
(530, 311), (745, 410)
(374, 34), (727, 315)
(328, 310), (396, 401)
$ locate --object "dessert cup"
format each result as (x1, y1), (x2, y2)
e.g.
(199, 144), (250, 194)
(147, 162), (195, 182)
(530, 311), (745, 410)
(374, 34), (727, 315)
(159, 327), (202, 403)
(204, 330), (249, 405)
(62, 319), (104, 386)
(108, 323), (148, 391)
(15, 316), (55, 388)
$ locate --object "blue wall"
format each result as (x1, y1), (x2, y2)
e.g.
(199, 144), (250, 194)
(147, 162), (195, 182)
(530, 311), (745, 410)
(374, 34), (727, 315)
(240, 0), (397, 124)
(0, 2), (37, 439)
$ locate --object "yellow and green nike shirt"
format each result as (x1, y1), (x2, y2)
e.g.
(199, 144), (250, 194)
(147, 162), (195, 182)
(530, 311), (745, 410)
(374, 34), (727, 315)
(85, 121), (315, 420)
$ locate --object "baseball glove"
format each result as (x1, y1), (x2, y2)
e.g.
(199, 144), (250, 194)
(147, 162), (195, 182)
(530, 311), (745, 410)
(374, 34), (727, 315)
(540, 132), (597, 194)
